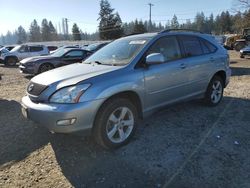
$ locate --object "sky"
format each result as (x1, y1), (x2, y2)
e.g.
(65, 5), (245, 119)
(0, 0), (235, 35)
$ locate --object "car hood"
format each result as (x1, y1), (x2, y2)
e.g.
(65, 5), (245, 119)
(31, 63), (121, 88)
(21, 55), (58, 64)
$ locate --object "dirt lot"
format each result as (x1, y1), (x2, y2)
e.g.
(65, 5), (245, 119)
(0, 51), (250, 188)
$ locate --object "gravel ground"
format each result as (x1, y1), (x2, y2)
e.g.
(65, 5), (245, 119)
(0, 51), (250, 188)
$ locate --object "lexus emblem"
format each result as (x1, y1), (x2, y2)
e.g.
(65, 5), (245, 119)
(28, 84), (34, 92)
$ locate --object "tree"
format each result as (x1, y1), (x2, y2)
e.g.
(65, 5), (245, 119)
(98, 0), (123, 39)
(195, 12), (206, 32)
(171, 15), (179, 29)
(29, 19), (41, 42)
(16, 26), (27, 44)
(133, 19), (147, 34)
(72, 23), (81, 40)
(219, 11), (233, 33)
(49, 21), (58, 41)
(41, 19), (50, 41)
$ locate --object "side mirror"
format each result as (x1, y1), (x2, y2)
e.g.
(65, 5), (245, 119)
(146, 53), (165, 65)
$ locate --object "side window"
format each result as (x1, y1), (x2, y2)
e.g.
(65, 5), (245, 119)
(200, 39), (217, 54)
(180, 36), (203, 57)
(19, 46), (29, 53)
(65, 50), (84, 57)
(30, 46), (43, 52)
(147, 36), (181, 62)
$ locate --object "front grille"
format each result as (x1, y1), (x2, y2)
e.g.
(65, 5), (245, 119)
(27, 82), (48, 96)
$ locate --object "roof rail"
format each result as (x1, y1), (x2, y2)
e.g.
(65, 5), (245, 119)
(125, 32), (146, 37)
(159, 29), (203, 34)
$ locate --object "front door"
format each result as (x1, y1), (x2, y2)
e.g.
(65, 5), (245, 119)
(18, 45), (30, 60)
(61, 50), (85, 66)
(143, 36), (190, 110)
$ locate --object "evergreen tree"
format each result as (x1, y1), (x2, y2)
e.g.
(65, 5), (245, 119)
(195, 12), (206, 32)
(133, 19), (147, 34)
(98, 0), (123, 39)
(171, 15), (179, 29)
(29, 19), (41, 42)
(72, 23), (81, 40)
(49, 21), (58, 41)
(220, 11), (232, 33)
(41, 19), (50, 41)
(16, 26), (27, 44)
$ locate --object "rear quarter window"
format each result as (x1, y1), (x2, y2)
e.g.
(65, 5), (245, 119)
(200, 39), (217, 54)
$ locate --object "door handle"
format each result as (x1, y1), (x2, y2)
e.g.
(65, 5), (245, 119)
(180, 63), (186, 69)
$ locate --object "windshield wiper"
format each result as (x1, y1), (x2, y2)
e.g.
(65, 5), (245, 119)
(93, 61), (102, 65)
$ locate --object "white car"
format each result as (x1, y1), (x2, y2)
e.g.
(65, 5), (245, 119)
(0, 45), (49, 66)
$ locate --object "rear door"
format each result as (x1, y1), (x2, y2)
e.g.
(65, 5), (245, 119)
(178, 35), (217, 94)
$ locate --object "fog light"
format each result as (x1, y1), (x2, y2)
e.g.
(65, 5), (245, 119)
(57, 118), (76, 126)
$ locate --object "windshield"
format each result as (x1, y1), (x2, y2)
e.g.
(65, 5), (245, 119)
(84, 38), (149, 66)
(10, 45), (21, 52)
(0, 48), (9, 54)
(51, 48), (67, 57)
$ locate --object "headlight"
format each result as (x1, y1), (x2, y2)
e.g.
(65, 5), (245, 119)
(26, 62), (36, 66)
(50, 84), (91, 103)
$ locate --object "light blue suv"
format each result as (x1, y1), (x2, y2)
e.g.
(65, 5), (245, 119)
(21, 30), (231, 149)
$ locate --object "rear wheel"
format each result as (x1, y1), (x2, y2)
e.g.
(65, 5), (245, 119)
(5, 57), (17, 66)
(204, 76), (224, 106)
(39, 63), (54, 73)
(93, 98), (138, 149)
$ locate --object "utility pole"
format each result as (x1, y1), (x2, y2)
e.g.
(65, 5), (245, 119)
(148, 3), (154, 32)
(65, 18), (69, 36)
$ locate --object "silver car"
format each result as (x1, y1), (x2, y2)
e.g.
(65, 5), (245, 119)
(21, 30), (231, 149)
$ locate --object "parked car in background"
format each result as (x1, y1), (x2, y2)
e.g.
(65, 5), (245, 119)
(0, 45), (49, 66)
(4, 45), (16, 51)
(21, 30), (231, 149)
(19, 48), (92, 74)
(50, 45), (79, 54)
(240, 45), (250, 58)
(47, 46), (58, 52)
(84, 42), (109, 53)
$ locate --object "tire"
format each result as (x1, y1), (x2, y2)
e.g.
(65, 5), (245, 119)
(93, 98), (138, 149)
(234, 42), (245, 51)
(38, 63), (54, 73)
(240, 54), (245, 58)
(204, 76), (224, 106)
(5, 57), (17, 66)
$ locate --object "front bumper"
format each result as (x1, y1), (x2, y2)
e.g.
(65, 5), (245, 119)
(19, 64), (36, 74)
(21, 96), (105, 133)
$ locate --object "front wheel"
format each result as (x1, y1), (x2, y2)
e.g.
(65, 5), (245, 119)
(204, 76), (224, 106)
(38, 63), (54, 73)
(93, 98), (138, 149)
(5, 57), (17, 66)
